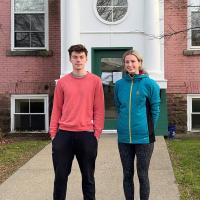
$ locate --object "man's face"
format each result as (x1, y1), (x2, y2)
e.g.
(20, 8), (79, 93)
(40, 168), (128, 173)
(70, 51), (87, 71)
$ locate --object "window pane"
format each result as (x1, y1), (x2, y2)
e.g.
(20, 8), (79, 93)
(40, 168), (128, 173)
(30, 99), (44, 113)
(15, 0), (44, 12)
(97, 0), (112, 6)
(192, 30), (200, 46)
(15, 14), (30, 31)
(14, 14), (45, 48)
(191, 12), (200, 28)
(15, 32), (30, 47)
(15, 99), (29, 113)
(31, 14), (44, 31)
(14, 114), (45, 131)
(101, 58), (122, 72)
(96, 0), (128, 23)
(100, 58), (122, 119)
(113, 0), (128, 6)
(30, 115), (45, 130)
(14, 114), (30, 131)
(31, 32), (45, 47)
(113, 7), (127, 22)
(192, 98), (200, 112)
(192, 114), (200, 129)
(190, 0), (200, 7)
(97, 7), (112, 22)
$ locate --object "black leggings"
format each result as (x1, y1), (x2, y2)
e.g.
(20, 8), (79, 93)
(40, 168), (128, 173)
(118, 143), (154, 200)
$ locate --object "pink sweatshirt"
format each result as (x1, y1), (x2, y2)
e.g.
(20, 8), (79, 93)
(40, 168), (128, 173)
(49, 72), (104, 139)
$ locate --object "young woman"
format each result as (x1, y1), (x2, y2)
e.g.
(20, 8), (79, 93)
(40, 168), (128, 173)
(114, 50), (160, 200)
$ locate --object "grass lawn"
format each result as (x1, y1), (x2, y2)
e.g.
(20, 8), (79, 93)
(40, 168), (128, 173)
(167, 138), (200, 200)
(0, 135), (50, 184)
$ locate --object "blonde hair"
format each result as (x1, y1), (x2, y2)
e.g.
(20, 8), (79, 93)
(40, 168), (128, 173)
(122, 50), (144, 72)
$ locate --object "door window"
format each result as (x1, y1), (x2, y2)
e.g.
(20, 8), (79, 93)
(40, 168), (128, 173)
(100, 58), (122, 119)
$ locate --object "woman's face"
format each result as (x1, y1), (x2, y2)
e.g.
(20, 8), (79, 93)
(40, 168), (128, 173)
(124, 54), (140, 75)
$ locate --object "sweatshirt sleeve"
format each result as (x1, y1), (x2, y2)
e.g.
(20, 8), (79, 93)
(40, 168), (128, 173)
(49, 80), (64, 138)
(149, 80), (160, 128)
(93, 78), (105, 139)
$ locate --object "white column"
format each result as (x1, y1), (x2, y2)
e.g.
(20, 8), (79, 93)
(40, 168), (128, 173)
(60, 0), (80, 76)
(144, 0), (162, 79)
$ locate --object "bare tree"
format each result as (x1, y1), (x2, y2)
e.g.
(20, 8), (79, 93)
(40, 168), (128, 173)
(162, 0), (200, 45)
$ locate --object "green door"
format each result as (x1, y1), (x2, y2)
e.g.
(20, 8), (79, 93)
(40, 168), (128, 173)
(92, 48), (132, 129)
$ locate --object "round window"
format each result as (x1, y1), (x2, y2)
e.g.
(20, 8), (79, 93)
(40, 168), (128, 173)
(95, 0), (128, 24)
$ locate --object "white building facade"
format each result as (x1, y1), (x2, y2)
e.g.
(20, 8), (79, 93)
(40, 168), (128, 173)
(60, 0), (167, 134)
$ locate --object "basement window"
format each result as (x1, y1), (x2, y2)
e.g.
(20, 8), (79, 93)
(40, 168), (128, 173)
(11, 95), (49, 132)
(187, 95), (200, 131)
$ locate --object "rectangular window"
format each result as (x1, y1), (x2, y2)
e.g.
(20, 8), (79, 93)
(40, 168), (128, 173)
(11, 0), (48, 50)
(11, 95), (49, 132)
(188, 0), (200, 48)
(187, 95), (200, 131)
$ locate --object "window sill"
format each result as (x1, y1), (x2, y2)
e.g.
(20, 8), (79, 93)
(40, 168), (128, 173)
(183, 49), (200, 56)
(10, 131), (48, 134)
(6, 50), (53, 57)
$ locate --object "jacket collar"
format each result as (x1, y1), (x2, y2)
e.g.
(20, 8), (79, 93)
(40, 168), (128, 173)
(123, 72), (148, 81)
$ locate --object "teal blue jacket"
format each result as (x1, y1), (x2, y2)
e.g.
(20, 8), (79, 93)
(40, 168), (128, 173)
(114, 73), (160, 144)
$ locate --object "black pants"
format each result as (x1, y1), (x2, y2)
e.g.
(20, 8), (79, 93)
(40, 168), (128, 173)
(52, 130), (98, 200)
(118, 143), (154, 200)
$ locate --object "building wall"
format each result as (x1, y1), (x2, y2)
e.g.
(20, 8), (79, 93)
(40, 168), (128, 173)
(80, 0), (145, 55)
(79, 0), (164, 82)
(165, 0), (200, 133)
(1, 0), (198, 133)
(0, 0), (61, 131)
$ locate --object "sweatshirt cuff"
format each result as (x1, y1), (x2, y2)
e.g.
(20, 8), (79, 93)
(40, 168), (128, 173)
(49, 130), (57, 138)
(94, 129), (102, 139)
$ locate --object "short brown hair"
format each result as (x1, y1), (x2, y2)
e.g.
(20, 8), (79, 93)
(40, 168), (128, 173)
(68, 44), (88, 57)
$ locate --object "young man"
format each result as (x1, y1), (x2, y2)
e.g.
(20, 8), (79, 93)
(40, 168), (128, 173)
(49, 44), (104, 200)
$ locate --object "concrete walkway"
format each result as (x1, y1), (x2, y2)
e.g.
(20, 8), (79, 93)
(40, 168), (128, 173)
(0, 135), (180, 200)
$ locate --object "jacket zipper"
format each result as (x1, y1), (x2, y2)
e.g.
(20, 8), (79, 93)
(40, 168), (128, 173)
(129, 80), (133, 143)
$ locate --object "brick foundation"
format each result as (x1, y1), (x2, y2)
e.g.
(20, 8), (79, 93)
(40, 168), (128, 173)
(0, 82), (55, 132)
(167, 93), (187, 134)
(0, 94), (10, 132)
